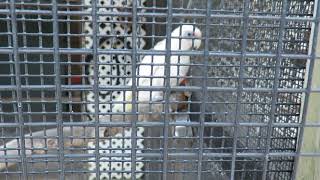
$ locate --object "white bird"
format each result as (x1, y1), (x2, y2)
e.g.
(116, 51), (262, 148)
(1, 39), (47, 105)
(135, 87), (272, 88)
(112, 25), (202, 112)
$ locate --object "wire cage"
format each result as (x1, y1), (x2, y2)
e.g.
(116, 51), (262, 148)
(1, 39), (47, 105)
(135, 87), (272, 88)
(0, 0), (319, 180)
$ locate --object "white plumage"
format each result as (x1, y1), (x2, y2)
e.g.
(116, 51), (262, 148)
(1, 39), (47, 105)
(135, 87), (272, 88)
(112, 25), (202, 112)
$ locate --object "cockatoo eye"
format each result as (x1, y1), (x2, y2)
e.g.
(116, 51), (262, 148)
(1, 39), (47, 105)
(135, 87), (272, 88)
(187, 32), (192, 37)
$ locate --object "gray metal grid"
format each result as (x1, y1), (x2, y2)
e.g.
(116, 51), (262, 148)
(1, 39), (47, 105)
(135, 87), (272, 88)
(0, 0), (319, 180)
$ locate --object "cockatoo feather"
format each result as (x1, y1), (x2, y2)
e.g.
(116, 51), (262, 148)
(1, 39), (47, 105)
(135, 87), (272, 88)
(112, 25), (202, 112)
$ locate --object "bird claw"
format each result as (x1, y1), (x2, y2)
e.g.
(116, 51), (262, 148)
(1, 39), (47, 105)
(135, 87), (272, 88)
(183, 91), (192, 98)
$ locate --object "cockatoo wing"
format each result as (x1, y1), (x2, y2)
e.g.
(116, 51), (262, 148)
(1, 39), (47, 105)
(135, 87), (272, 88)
(111, 28), (195, 112)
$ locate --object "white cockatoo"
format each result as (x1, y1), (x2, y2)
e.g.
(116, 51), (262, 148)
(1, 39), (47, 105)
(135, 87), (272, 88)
(112, 25), (202, 112)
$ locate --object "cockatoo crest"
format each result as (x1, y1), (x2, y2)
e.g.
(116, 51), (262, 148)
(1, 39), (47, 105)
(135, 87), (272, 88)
(154, 25), (202, 51)
(171, 25), (202, 50)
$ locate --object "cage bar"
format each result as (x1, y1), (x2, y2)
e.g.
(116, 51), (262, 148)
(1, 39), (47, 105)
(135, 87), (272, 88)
(0, 0), (319, 180)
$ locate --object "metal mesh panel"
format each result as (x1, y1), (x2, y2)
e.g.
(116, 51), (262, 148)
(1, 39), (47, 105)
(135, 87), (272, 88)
(0, 0), (319, 180)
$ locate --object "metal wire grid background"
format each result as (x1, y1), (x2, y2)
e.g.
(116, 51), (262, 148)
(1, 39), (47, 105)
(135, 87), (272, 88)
(0, 0), (319, 180)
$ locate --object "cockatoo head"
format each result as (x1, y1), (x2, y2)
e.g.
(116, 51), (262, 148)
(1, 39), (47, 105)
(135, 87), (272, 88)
(171, 25), (202, 50)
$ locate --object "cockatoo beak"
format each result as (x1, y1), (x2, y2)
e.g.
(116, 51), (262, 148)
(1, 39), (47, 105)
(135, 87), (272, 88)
(193, 31), (202, 38)
(193, 31), (202, 49)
